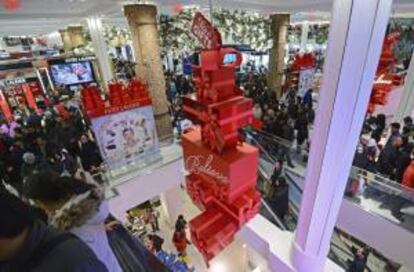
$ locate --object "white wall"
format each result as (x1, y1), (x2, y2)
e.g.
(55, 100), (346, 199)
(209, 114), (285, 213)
(108, 159), (184, 222)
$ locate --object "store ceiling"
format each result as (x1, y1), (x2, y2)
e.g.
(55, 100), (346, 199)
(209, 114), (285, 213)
(0, 0), (413, 36)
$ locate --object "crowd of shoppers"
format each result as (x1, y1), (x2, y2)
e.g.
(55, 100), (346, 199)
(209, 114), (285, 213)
(242, 72), (315, 166)
(0, 97), (126, 271)
(354, 114), (414, 190)
(0, 101), (103, 195)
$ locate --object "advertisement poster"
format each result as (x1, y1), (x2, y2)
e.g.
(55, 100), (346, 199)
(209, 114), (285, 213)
(91, 105), (160, 170)
(298, 68), (315, 97)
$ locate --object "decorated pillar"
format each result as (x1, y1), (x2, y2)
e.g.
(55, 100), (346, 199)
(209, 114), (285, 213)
(124, 4), (173, 141)
(87, 17), (114, 86)
(292, 0), (392, 271)
(394, 51), (414, 122)
(268, 14), (289, 98)
(58, 28), (72, 52)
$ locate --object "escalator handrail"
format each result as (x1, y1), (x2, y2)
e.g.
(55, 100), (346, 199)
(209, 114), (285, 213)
(244, 127), (293, 148)
(249, 127), (414, 203)
(351, 166), (414, 202)
(260, 197), (288, 232)
(258, 158), (300, 224)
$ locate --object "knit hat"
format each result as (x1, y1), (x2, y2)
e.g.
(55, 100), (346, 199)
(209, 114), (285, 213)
(23, 152), (36, 164)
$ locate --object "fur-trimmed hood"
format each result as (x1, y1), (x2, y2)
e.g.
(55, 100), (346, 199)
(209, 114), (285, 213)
(50, 186), (104, 231)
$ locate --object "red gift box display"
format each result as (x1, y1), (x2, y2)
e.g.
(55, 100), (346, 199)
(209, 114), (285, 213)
(182, 12), (260, 262)
(368, 32), (404, 113)
(81, 78), (152, 118)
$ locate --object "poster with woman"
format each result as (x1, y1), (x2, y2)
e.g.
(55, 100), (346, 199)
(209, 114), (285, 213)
(91, 105), (160, 170)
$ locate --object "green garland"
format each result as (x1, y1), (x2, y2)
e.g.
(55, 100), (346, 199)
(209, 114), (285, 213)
(159, 8), (272, 54)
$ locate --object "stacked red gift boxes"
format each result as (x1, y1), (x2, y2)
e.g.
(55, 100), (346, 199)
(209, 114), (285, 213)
(181, 12), (260, 262)
(285, 52), (316, 93)
(81, 78), (152, 118)
(368, 32), (404, 113)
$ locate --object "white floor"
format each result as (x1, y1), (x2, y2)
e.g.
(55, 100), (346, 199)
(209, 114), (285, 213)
(155, 186), (258, 272)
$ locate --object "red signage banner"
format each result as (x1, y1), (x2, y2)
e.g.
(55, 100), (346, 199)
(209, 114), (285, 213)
(191, 12), (222, 50)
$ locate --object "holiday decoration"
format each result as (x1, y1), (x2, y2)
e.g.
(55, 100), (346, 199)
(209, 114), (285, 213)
(182, 12), (260, 262)
(159, 8), (272, 55)
(81, 79), (151, 118)
(367, 32), (404, 113)
(3, 0), (20, 10)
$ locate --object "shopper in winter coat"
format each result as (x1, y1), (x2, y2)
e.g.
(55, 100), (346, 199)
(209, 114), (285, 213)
(394, 144), (414, 183)
(295, 107), (309, 149)
(302, 89), (313, 109)
(348, 247), (368, 272)
(20, 152), (42, 180)
(172, 224), (190, 256)
(47, 149), (77, 176)
(402, 160), (414, 189)
(24, 171), (122, 272)
(175, 214), (188, 231)
(78, 134), (103, 172)
(377, 137), (403, 177)
(0, 189), (107, 272)
(268, 177), (289, 222)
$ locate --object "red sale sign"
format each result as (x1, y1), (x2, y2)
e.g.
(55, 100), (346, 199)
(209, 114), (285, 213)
(191, 12), (222, 50)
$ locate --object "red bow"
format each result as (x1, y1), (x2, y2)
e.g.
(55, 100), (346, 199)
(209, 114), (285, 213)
(200, 111), (226, 153)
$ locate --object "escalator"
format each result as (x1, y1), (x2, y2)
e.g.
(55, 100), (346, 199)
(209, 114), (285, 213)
(107, 223), (171, 272)
(247, 128), (412, 271)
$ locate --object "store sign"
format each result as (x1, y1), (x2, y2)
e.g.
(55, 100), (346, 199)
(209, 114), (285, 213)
(65, 56), (95, 63)
(1, 77), (26, 86)
(191, 12), (222, 50)
(186, 154), (228, 183)
(298, 68), (315, 97)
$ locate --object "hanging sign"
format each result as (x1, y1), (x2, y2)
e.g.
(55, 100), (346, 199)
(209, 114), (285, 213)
(1, 77), (26, 86)
(65, 56), (95, 63)
(191, 12), (222, 50)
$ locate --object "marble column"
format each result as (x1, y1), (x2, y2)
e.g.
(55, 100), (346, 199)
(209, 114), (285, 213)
(268, 14), (290, 98)
(394, 51), (414, 123)
(58, 28), (72, 52)
(124, 4), (173, 141)
(291, 0), (392, 271)
(87, 17), (113, 86)
(67, 25), (85, 48)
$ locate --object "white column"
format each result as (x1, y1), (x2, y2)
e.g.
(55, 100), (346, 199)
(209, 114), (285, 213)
(394, 51), (414, 122)
(300, 22), (309, 52)
(86, 17), (113, 86)
(292, 0), (392, 271)
(160, 186), (183, 226)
